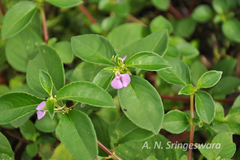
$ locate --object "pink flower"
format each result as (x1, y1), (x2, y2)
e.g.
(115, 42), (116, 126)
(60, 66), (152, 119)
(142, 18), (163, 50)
(36, 101), (46, 120)
(111, 74), (131, 89)
(122, 55), (127, 61)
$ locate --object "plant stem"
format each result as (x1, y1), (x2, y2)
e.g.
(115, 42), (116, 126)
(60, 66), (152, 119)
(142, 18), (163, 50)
(97, 140), (122, 160)
(4, 130), (32, 144)
(40, 8), (49, 44)
(188, 94), (195, 160)
(127, 14), (147, 27)
(78, 4), (98, 24)
(0, 1), (5, 15)
(168, 4), (183, 19)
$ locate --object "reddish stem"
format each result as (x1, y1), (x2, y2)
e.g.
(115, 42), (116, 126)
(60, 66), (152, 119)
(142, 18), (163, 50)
(4, 130), (32, 144)
(0, 1), (5, 15)
(168, 4), (184, 19)
(78, 4), (98, 24)
(40, 8), (49, 44)
(189, 0), (196, 15)
(97, 140), (122, 160)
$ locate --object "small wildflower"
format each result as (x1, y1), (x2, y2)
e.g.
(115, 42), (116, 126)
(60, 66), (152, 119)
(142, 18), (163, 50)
(111, 74), (131, 89)
(36, 101), (46, 120)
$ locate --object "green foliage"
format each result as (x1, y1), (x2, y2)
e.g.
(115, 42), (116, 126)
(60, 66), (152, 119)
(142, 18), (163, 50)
(195, 91), (215, 124)
(35, 114), (58, 133)
(125, 51), (171, 71)
(56, 82), (116, 108)
(150, 16), (173, 33)
(0, 132), (14, 160)
(136, 30), (169, 56)
(39, 70), (53, 96)
(20, 120), (38, 141)
(1, 1), (37, 39)
(197, 71), (222, 89)
(162, 110), (189, 134)
(192, 5), (214, 23)
(46, 0), (83, 8)
(157, 57), (191, 85)
(213, 0), (229, 14)
(27, 45), (65, 98)
(222, 18), (240, 43)
(56, 110), (98, 159)
(152, 0), (170, 11)
(118, 76), (164, 134)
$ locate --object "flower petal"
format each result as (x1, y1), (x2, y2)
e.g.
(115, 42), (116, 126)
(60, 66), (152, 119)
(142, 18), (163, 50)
(111, 76), (123, 89)
(121, 74), (131, 87)
(122, 55), (127, 61)
(37, 110), (46, 120)
(36, 101), (46, 110)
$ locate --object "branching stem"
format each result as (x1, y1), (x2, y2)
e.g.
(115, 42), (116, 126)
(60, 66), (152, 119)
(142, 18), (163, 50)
(97, 140), (122, 160)
(78, 4), (98, 24)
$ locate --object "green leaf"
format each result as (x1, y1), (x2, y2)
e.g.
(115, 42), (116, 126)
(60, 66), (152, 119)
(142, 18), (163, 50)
(174, 18), (196, 38)
(151, 0), (170, 11)
(26, 143), (38, 157)
(212, 58), (237, 77)
(71, 62), (105, 82)
(20, 120), (37, 141)
(214, 102), (225, 121)
(213, 0), (229, 14)
(150, 15), (173, 33)
(50, 144), (79, 160)
(157, 57), (191, 85)
(232, 95), (240, 111)
(198, 145), (216, 160)
(0, 85), (10, 95)
(92, 67), (114, 90)
(89, 114), (110, 157)
(146, 156), (158, 160)
(107, 23), (149, 59)
(197, 71), (222, 89)
(5, 23), (42, 72)
(53, 41), (74, 64)
(164, 45), (180, 58)
(0, 92), (42, 124)
(195, 91), (215, 124)
(46, 98), (55, 119)
(118, 75), (164, 134)
(56, 110), (98, 159)
(71, 35), (116, 66)
(11, 111), (35, 128)
(1, 1), (37, 39)
(192, 5), (214, 23)
(210, 76), (240, 96)
(178, 84), (196, 95)
(56, 82), (115, 108)
(27, 44), (65, 98)
(0, 132), (14, 160)
(224, 109), (240, 124)
(115, 115), (154, 145)
(206, 123), (231, 136)
(125, 51), (171, 71)
(176, 42), (199, 58)
(113, 1), (130, 17)
(162, 110), (189, 134)
(135, 30), (169, 56)
(222, 18), (240, 43)
(212, 132), (236, 159)
(46, 0), (83, 8)
(35, 114), (58, 133)
(190, 60), (207, 86)
(115, 134), (177, 160)
(39, 70), (53, 96)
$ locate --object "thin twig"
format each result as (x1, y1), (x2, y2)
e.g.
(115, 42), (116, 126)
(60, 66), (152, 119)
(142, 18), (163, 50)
(168, 4), (184, 19)
(78, 4), (98, 24)
(160, 95), (235, 104)
(40, 8), (49, 44)
(4, 130), (32, 144)
(97, 140), (122, 160)
(0, 1), (5, 15)
(128, 14), (147, 27)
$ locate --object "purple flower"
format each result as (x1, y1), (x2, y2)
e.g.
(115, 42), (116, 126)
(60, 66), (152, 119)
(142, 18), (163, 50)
(111, 74), (131, 89)
(36, 101), (46, 120)
(122, 55), (127, 61)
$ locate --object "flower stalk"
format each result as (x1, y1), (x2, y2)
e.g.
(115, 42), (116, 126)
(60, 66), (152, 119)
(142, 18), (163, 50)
(188, 93), (195, 160)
